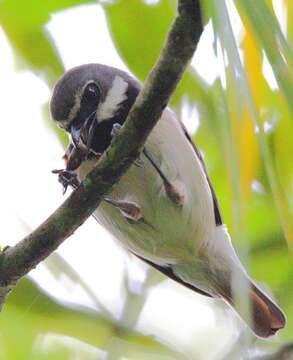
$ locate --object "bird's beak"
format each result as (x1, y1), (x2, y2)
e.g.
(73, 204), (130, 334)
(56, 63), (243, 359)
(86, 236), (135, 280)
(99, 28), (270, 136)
(70, 112), (97, 154)
(70, 124), (83, 149)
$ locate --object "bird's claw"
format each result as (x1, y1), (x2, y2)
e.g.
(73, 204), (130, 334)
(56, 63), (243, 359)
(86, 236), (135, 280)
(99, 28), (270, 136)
(134, 157), (144, 167)
(52, 169), (80, 194)
(111, 123), (122, 138)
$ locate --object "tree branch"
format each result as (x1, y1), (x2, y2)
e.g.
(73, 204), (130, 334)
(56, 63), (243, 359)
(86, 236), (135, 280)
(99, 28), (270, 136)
(0, 0), (203, 306)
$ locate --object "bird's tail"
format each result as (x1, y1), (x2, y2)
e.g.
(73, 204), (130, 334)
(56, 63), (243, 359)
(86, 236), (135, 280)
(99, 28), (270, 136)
(250, 282), (286, 337)
(224, 279), (286, 338)
(205, 225), (286, 337)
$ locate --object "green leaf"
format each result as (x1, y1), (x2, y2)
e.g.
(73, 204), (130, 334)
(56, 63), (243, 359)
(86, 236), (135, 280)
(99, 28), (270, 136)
(104, 0), (175, 80)
(235, 0), (293, 114)
(210, 0), (293, 251)
(104, 0), (214, 117)
(1, 277), (183, 358)
(0, 0), (95, 85)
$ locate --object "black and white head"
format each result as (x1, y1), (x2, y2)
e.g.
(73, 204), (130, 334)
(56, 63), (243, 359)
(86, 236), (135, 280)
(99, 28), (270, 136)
(50, 64), (140, 154)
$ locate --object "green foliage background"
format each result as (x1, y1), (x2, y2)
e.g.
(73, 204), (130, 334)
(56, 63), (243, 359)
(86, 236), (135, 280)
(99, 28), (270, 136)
(0, 0), (292, 359)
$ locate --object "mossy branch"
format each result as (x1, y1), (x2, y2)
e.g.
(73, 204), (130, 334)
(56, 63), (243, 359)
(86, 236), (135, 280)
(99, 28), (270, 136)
(0, 0), (203, 306)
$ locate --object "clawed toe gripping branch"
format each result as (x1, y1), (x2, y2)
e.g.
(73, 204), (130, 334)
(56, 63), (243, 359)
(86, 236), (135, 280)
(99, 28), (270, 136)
(0, 0), (203, 308)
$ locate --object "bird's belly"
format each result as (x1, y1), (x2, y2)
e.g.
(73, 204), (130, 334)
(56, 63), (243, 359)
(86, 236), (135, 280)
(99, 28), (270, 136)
(94, 164), (193, 264)
(78, 110), (215, 265)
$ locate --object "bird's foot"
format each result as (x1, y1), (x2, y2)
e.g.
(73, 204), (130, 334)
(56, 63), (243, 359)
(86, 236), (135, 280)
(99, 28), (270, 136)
(163, 181), (185, 207)
(134, 156), (144, 168)
(110, 122), (122, 138)
(104, 197), (143, 222)
(143, 148), (184, 207)
(52, 169), (80, 194)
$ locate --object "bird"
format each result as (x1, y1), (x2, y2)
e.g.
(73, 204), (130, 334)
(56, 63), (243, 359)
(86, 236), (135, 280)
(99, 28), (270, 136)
(50, 63), (286, 338)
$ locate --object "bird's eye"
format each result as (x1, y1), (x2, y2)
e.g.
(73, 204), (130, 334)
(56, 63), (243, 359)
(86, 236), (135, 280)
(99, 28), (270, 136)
(83, 82), (100, 103)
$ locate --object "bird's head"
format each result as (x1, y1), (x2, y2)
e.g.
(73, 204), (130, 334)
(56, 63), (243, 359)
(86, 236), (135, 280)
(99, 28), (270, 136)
(50, 63), (140, 155)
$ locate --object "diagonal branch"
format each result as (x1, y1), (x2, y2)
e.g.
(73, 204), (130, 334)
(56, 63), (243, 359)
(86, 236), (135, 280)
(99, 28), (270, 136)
(0, 0), (203, 306)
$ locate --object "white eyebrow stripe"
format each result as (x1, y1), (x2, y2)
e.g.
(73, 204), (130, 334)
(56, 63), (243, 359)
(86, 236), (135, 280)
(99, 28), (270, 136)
(97, 76), (128, 121)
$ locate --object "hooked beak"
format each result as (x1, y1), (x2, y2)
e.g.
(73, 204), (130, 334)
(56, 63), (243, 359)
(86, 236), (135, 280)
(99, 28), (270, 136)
(70, 112), (97, 155)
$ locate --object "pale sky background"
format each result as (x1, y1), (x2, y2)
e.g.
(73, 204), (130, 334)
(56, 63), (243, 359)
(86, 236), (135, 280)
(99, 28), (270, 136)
(0, 1), (285, 359)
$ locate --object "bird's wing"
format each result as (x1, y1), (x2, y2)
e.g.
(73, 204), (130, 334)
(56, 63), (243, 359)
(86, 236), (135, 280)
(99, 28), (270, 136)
(179, 122), (223, 227)
(134, 253), (212, 297)
(132, 123), (223, 298)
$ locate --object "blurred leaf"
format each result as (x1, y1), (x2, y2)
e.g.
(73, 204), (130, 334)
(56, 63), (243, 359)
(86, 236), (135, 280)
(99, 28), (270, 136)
(1, 277), (182, 359)
(255, 343), (293, 359)
(273, 105), (293, 213)
(45, 252), (112, 316)
(14, 216), (106, 315)
(211, 0), (293, 251)
(104, 0), (214, 118)
(31, 344), (71, 360)
(0, 0), (95, 85)
(250, 241), (291, 289)
(285, 0), (293, 46)
(282, 305), (293, 342)
(0, 5), (63, 86)
(235, 0), (293, 114)
(105, 0), (175, 79)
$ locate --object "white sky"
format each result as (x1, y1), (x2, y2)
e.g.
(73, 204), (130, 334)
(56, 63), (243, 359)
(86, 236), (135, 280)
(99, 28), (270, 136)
(0, 1), (285, 358)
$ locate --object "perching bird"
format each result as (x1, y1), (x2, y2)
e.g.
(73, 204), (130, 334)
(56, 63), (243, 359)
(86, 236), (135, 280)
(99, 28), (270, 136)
(50, 63), (285, 338)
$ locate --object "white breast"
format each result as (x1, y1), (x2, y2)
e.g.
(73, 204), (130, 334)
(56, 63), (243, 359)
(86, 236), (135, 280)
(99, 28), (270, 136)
(77, 108), (216, 265)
